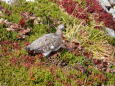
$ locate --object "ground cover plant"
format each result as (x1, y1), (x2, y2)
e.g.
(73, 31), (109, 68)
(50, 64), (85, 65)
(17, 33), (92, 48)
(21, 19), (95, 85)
(0, 0), (115, 86)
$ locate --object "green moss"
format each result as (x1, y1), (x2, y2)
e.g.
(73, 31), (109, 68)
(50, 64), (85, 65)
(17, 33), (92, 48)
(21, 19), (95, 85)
(105, 73), (115, 85)
(108, 37), (115, 46)
(0, 27), (18, 41)
(31, 69), (54, 85)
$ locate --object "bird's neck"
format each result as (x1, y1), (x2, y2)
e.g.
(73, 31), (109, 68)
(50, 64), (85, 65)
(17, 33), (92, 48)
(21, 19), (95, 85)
(56, 29), (63, 36)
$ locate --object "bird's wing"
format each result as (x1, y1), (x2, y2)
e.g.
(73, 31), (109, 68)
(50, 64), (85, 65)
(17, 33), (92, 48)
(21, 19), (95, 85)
(29, 34), (58, 50)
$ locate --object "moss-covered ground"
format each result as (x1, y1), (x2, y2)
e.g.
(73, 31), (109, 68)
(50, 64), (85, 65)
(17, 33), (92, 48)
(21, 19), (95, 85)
(0, 0), (115, 86)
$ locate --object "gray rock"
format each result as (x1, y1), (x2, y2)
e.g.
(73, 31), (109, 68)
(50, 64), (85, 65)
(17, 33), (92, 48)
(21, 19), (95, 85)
(1, 0), (35, 4)
(1, 0), (17, 4)
(99, 0), (115, 19)
(109, 0), (115, 5)
(105, 27), (115, 37)
(25, 24), (65, 56)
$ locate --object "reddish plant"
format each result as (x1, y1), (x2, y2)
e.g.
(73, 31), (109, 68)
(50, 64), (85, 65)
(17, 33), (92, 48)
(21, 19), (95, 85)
(46, 81), (54, 86)
(12, 42), (21, 50)
(19, 18), (26, 27)
(57, 0), (88, 20)
(85, 0), (103, 13)
(85, 0), (115, 29)
(51, 0), (115, 29)
(0, 40), (12, 45)
(10, 55), (36, 68)
(0, 41), (21, 50)
(10, 57), (19, 65)
(0, 5), (12, 15)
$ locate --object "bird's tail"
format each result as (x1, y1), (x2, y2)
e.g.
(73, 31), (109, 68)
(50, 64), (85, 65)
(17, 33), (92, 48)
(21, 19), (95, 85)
(25, 45), (30, 51)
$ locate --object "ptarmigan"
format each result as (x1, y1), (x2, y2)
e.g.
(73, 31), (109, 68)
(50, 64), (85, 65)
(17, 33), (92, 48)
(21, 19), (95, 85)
(25, 24), (65, 56)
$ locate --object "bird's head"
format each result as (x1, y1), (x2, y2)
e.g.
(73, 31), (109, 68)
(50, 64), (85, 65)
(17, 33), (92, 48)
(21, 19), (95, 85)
(57, 24), (65, 30)
(56, 24), (65, 35)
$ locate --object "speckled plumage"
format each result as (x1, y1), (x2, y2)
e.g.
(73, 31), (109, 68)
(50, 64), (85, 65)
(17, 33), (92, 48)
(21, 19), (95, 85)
(25, 24), (65, 56)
